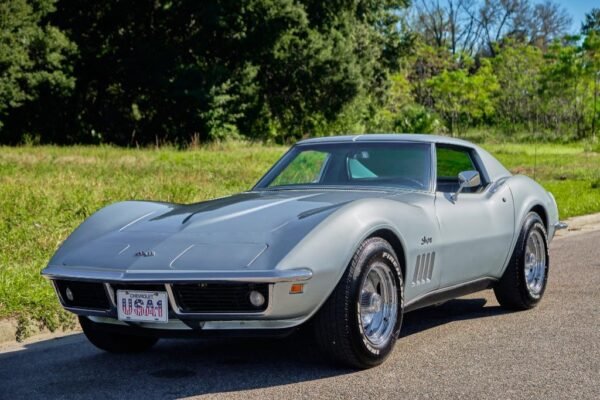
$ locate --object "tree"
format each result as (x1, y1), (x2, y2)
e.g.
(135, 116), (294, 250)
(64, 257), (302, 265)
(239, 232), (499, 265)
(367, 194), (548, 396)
(427, 58), (499, 134)
(582, 8), (600, 36)
(538, 37), (587, 138)
(581, 18), (600, 139)
(0, 0), (75, 141)
(411, 0), (571, 56)
(23, 0), (410, 145)
(413, 0), (482, 57)
(492, 40), (543, 132)
(527, 0), (572, 50)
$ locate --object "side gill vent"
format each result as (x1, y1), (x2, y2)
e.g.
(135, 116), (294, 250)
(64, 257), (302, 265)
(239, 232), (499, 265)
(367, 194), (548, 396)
(412, 252), (435, 286)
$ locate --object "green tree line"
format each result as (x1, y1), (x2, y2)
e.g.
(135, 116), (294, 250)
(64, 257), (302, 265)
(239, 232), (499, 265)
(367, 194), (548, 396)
(0, 0), (599, 145)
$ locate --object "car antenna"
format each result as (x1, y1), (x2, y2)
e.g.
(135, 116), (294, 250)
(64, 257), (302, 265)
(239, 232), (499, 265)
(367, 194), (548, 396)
(533, 141), (537, 181)
(533, 110), (538, 181)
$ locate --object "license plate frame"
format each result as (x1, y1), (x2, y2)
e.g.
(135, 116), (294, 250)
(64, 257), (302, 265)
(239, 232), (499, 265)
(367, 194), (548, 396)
(116, 290), (169, 323)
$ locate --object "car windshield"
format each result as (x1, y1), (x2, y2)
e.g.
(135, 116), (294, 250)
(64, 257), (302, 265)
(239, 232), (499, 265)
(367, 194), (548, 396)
(255, 142), (432, 191)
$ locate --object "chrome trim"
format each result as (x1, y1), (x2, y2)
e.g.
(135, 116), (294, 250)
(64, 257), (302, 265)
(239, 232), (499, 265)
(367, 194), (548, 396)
(405, 276), (497, 310)
(104, 283), (117, 308)
(51, 280), (65, 304)
(452, 170), (481, 201)
(359, 262), (398, 347)
(89, 316), (194, 330)
(119, 211), (155, 231)
(42, 265), (313, 283)
(524, 229), (546, 297)
(489, 177), (509, 194)
(246, 244), (269, 267)
(87, 315), (307, 331)
(554, 221), (568, 230)
(168, 245), (195, 268)
(165, 283), (274, 319)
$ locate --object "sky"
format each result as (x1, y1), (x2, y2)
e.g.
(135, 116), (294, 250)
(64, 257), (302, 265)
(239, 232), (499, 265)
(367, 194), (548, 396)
(551, 0), (595, 33)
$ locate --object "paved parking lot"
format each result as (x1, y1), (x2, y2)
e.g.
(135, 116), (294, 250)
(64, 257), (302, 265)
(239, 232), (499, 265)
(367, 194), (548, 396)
(0, 230), (598, 400)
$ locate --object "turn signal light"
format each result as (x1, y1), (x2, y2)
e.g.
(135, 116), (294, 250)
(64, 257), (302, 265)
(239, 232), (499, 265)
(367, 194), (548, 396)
(290, 283), (304, 294)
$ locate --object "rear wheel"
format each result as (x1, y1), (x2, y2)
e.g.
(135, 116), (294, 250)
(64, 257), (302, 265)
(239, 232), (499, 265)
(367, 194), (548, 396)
(314, 237), (404, 369)
(494, 212), (549, 310)
(79, 316), (158, 353)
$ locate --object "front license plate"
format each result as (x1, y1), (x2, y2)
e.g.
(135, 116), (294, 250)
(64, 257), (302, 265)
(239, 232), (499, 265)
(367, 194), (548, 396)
(117, 290), (168, 323)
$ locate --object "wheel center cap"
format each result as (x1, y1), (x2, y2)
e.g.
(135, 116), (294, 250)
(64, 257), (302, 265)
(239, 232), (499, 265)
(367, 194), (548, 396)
(526, 253), (536, 265)
(369, 293), (382, 312)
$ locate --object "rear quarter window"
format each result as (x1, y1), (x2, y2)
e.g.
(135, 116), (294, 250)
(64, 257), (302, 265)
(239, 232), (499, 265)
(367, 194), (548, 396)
(436, 147), (475, 178)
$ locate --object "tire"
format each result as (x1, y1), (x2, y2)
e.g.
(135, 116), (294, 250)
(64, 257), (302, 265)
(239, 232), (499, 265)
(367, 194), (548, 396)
(79, 316), (158, 353)
(494, 212), (549, 310)
(314, 237), (404, 369)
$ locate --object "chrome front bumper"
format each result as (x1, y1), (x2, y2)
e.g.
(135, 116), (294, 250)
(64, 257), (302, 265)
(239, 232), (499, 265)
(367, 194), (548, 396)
(43, 265), (315, 330)
(41, 265), (313, 283)
(554, 221), (568, 230)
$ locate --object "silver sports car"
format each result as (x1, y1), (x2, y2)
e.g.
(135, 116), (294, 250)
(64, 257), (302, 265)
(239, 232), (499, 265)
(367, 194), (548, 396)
(42, 134), (566, 368)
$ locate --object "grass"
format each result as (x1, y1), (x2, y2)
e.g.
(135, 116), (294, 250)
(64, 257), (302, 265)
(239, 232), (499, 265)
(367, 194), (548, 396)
(484, 142), (600, 218)
(0, 143), (285, 339)
(0, 140), (598, 339)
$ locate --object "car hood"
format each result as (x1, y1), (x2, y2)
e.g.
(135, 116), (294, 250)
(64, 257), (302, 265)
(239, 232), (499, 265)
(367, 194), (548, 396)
(54, 189), (401, 272)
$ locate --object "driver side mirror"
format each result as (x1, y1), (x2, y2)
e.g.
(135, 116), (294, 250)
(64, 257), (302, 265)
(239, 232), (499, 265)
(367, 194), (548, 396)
(451, 170), (480, 201)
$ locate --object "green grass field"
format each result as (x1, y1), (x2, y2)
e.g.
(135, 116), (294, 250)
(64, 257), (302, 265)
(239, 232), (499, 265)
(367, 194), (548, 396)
(1, 141), (598, 339)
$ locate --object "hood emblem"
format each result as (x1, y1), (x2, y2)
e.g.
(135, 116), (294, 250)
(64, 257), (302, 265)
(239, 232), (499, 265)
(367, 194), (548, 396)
(134, 250), (156, 257)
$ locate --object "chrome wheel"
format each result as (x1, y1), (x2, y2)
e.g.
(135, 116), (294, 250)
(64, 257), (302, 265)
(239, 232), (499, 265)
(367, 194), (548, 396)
(358, 262), (398, 347)
(524, 230), (546, 296)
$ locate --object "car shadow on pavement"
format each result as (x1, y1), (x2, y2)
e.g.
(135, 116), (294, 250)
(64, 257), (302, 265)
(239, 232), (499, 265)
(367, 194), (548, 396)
(0, 297), (508, 399)
(402, 297), (509, 337)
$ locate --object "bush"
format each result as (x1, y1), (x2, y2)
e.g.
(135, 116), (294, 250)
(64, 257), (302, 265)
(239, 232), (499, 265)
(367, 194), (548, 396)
(393, 105), (442, 134)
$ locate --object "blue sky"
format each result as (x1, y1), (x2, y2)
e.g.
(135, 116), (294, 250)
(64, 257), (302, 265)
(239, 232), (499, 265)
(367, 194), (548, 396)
(552, 0), (594, 33)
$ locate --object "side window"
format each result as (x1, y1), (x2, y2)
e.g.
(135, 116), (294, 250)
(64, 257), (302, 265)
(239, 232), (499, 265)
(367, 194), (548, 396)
(436, 146), (479, 193)
(269, 150), (329, 187)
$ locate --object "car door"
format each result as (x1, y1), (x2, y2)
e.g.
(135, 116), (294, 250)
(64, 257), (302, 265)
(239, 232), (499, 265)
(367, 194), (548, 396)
(434, 145), (515, 287)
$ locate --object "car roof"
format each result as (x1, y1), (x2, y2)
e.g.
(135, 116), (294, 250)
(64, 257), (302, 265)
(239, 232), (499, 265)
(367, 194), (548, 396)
(297, 134), (476, 148)
(296, 134), (512, 182)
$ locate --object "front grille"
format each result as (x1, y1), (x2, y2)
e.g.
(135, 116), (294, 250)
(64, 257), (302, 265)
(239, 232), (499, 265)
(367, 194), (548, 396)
(172, 283), (269, 313)
(54, 280), (110, 310)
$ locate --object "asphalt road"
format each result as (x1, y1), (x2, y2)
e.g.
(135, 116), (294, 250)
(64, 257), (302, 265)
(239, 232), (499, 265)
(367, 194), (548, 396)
(1, 231), (599, 400)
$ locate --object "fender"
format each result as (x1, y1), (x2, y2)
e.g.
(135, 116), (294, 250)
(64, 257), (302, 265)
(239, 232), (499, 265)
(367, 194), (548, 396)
(276, 194), (439, 319)
(50, 201), (174, 265)
(499, 175), (559, 277)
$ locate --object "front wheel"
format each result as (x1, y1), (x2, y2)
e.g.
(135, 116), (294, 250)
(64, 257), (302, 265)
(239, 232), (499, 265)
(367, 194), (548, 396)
(314, 237), (404, 369)
(79, 316), (158, 353)
(494, 212), (549, 310)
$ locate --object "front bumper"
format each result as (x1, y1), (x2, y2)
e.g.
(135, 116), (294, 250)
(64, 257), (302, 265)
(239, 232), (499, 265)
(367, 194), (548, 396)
(41, 265), (312, 283)
(42, 265), (314, 331)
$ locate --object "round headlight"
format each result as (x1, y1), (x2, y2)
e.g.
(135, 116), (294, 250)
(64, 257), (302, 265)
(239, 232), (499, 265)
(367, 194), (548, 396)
(249, 290), (265, 307)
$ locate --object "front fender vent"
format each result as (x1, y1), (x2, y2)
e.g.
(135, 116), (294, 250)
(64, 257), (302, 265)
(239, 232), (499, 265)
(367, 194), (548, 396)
(412, 252), (435, 286)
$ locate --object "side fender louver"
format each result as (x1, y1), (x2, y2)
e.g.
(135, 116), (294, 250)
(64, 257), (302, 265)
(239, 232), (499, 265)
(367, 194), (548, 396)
(412, 252), (435, 286)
